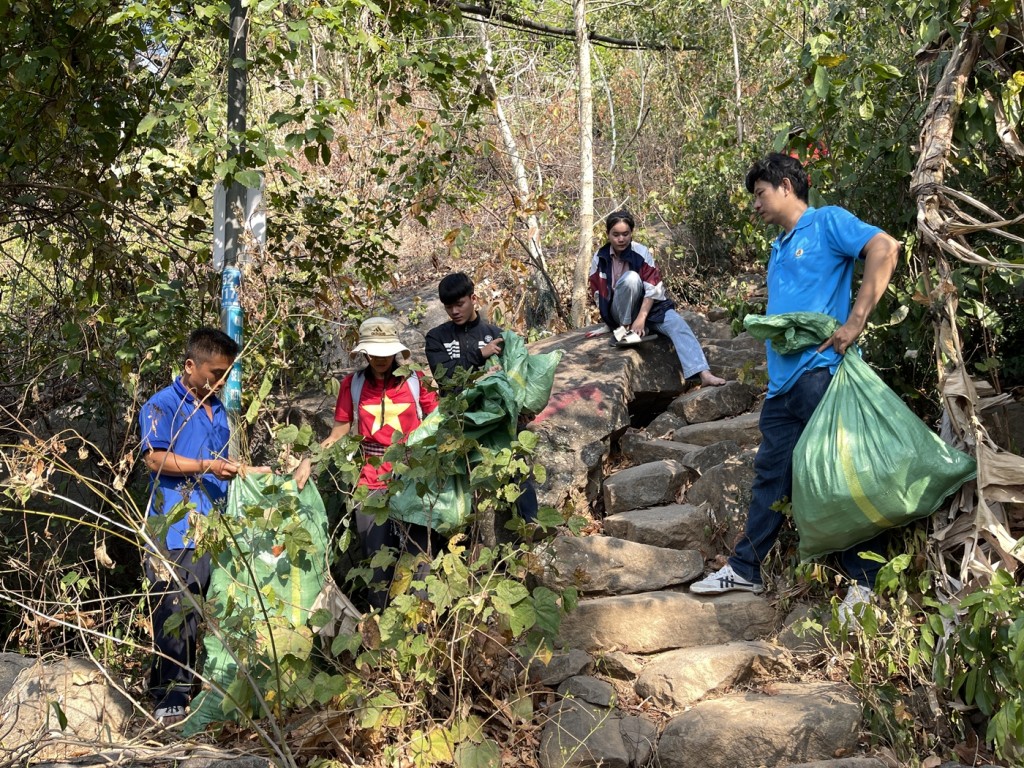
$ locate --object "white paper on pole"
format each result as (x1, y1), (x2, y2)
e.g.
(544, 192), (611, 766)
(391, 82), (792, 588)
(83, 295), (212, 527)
(212, 177), (266, 270)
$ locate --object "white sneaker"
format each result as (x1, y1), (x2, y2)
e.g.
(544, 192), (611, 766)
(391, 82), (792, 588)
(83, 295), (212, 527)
(690, 564), (764, 595)
(612, 326), (628, 342)
(838, 583), (873, 629)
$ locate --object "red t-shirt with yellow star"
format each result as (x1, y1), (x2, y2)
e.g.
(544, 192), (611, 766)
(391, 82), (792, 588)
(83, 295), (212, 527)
(334, 370), (438, 489)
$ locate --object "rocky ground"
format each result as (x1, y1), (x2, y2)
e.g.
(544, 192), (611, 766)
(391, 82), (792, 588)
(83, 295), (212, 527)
(1, 310), (1012, 768)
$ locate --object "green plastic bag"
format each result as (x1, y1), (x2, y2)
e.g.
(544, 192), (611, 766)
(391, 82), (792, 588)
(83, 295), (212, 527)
(792, 352), (976, 561)
(183, 473), (329, 735)
(388, 330), (561, 533)
(744, 312), (839, 355)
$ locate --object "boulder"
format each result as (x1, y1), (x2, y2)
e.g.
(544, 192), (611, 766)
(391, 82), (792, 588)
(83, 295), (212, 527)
(670, 410), (762, 447)
(776, 603), (830, 655)
(557, 591), (776, 654)
(619, 715), (658, 768)
(539, 699), (628, 768)
(679, 311), (733, 342)
(667, 382), (761, 425)
(529, 649), (595, 687)
(0, 657), (135, 761)
(603, 504), (712, 552)
(535, 535), (703, 595)
(529, 328), (689, 511)
(0, 652), (34, 692)
(619, 430), (702, 466)
(603, 460), (689, 514)
(645, 411), (688, 438)
(656, 682), (862, 768)
(686, 440), (743, 475)
(595, 651), (644, 681)
(685, 452), (756, 534)
(558, 675), (617, 708)
(634, 641), (787, 710)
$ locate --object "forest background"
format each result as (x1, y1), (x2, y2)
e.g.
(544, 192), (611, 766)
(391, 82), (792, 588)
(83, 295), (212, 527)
(2, 0), (1024, 764)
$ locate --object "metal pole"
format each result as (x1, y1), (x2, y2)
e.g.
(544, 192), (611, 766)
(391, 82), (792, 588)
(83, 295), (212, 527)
(221, 0), (248, 457)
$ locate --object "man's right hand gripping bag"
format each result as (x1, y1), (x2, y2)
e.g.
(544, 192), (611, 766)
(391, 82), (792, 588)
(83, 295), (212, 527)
(792, 351), (976, 562)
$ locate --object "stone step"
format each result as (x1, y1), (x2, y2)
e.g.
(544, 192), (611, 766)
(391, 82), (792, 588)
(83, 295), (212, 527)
(656, 682), (862, 768)
(634, 640), (788, 710)
(603, 503), (711, 552)
(556, 591), (776, 654)
(619, 430), (703, 466)
(603, 459), (690, 514)
(534, 535), (703, 596)
(685, 450), (756, 529)
(649, 409), (762, 447)
(667, 380), (762, 425)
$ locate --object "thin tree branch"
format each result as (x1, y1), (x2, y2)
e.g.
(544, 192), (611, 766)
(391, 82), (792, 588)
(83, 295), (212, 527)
(451, 1), (700, 51)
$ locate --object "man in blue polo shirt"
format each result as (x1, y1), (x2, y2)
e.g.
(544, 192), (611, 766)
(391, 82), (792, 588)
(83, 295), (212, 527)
(691, 154), (900, 620)
(139, 327), (240, 724)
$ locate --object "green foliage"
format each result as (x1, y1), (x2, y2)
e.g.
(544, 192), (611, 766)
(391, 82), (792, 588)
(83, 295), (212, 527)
(935, 569), (1024, 761)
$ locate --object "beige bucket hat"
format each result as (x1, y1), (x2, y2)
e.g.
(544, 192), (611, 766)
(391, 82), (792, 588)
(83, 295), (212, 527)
(351, 316), (411, 359)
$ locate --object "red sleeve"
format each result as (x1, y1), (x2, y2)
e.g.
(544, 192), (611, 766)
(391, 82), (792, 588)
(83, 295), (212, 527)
(637, 258), (664, 288)
(417, 371), (439, 416)
(334, 374), (355, 424)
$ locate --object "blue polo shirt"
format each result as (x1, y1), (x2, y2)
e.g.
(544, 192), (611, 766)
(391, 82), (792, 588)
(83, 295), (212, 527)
(139, 377), (231, 549)
(765, 206), (882, 397)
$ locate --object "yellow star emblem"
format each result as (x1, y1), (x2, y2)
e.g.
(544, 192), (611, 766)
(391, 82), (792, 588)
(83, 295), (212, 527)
(360, 393), (411, 435)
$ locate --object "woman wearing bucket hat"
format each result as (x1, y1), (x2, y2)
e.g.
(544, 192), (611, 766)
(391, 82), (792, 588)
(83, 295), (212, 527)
(295, 316), (439, 610)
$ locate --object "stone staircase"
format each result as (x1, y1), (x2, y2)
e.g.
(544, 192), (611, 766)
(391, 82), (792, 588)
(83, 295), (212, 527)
(525, 318), (886, 768)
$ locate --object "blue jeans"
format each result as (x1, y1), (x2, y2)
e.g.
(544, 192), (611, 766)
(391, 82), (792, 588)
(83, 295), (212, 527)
(611, 271), (711, 379)
(729, 367), (886, 588)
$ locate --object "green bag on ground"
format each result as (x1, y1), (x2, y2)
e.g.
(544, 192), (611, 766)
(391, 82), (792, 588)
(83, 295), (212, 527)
(792, 351), (977, 561)
(183, 473), (329, 735)
(388, 330), (562, 532)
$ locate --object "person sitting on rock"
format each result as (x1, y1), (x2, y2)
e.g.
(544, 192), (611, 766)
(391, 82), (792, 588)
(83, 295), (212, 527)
(295, 316), (439, 610)
(588, 209), (726, 388)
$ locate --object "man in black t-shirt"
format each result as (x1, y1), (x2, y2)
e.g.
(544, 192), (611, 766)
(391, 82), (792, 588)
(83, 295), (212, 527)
(425, 272), (538, 522)
(425, 272), (504, 378)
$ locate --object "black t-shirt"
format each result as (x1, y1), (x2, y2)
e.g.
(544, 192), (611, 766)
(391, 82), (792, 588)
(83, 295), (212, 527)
(425, 315), (504, 381)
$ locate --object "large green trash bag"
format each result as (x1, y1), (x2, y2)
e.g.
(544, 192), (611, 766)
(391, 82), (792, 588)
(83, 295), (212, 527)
(744, 312), (839, 355)
(792, 351), (977, 561)
(183, 473), (329, 735)
(389, 330), (562, 532)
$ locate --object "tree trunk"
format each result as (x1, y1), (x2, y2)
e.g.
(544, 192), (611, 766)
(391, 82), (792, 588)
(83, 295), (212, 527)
(569, 0), (595, 328)
(477, 24), (560, 325)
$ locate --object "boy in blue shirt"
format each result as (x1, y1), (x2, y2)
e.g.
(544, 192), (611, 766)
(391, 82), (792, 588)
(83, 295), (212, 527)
(691, 154), (900, 622)
(139, 327), (241, 724)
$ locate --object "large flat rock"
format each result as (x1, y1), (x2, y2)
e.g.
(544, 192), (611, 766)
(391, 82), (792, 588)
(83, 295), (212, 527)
(669, 410), (762, 447)
(667, 381), (761, 424)
(535, 535), (703, 595)
(619, 430), (702, 466)
(556, 591), (776, 654)
(634, 641), (787, 710)
(656, 682), (862, 768)
(603, 504), (711, 552)
(603, 459), (690, 514)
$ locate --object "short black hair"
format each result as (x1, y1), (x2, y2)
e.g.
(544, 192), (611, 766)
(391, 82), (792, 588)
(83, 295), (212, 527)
(606, 209), (635, 233)
(185, 327), (238, 364)
(745, 153), (810, 203)
(438, 272), (474, 305)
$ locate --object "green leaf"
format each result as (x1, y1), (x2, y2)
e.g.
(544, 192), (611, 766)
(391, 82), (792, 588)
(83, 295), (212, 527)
(137, 113), (160, 134)
(859, 95), (875, 120)
(453, 738), (501, 768)
(50, 701), (68, 731)
(813, 66), (830, 99)
(235, 170), (262, 188)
